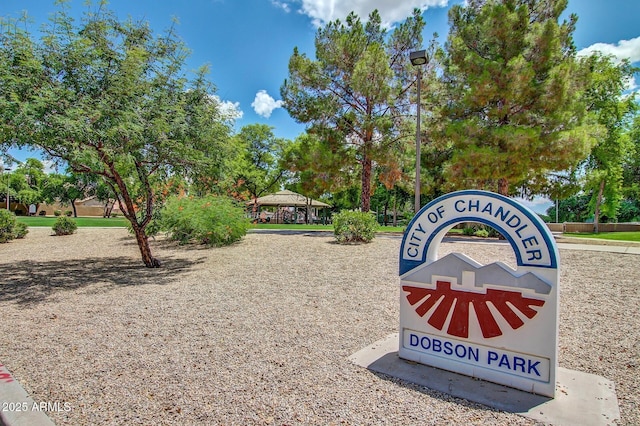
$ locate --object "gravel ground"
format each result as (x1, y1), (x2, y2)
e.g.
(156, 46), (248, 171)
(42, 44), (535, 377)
(0, 228), (638, 425)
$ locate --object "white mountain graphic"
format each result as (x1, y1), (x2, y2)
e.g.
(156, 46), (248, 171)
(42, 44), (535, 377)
(401, 252), (551, 295)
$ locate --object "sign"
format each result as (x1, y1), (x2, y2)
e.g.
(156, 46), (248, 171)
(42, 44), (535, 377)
(399, 190), (559, 397)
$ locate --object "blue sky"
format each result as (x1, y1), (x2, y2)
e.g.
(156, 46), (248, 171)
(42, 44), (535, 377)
(3, 0), (640, 211)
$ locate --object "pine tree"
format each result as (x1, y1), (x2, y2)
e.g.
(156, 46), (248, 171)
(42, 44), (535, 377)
(442, 0), (595, 196)
(281, 9), (425, 211)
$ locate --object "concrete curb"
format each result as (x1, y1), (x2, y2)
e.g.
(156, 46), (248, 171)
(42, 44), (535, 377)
(555, 235), (640, 248)
(557, 242), (640, 255)
(0, 363), (55, 426)
(350, 333), (620, 426)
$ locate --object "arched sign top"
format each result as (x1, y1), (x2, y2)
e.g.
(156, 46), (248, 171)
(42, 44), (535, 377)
(400, 190), (558, 276)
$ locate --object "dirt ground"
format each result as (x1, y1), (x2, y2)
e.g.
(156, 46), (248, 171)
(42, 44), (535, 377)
(0, 228), (638, 425)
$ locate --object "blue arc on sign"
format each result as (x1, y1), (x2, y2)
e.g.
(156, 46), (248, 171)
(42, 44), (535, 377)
(399, 190), (558, 276)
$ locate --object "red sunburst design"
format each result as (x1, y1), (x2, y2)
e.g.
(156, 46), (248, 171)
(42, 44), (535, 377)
(0, 363), (14, 383)
(403, 281), (545, 338)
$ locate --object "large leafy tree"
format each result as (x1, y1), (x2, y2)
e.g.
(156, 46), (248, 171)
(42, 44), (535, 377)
(233, 124), (288, 215)
(281, 9), (425, 211)
(442, 0), (595, 196)
(0, 4), (233, 267)
(9, 158), (47, 213)
(545, 192), (591, 223)
(42, 171), (96, 218)
(580, 53), (637, 230)
(282, 132), (358, 200)
(620, 114), (640, 221)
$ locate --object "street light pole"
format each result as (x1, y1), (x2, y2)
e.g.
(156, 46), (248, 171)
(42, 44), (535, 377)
(415, 69), (422, 214)
(410, 50), (427, 214)
(5, 167), (11, 211)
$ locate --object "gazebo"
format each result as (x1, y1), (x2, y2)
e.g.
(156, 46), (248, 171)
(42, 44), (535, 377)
(246, 190), (331, 224)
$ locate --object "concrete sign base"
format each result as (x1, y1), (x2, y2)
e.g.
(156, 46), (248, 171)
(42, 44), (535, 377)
(350, 334), (620, 426)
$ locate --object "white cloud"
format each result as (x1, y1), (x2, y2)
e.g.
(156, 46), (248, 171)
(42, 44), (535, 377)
(209, 94), (244, 122)
(624, 75), (638, 93)
(577, 36), (640, 64)
(42, 159), (58, 174)
(218, 99), (244, 121)
(271, 1), (291, 13)
(280, 0), (449, 27)
(251, 90), (284, 118)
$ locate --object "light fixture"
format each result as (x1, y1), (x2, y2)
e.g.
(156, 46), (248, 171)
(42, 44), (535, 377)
(410, 50), (428, 66)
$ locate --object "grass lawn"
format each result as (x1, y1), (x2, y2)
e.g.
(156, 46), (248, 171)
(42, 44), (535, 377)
(14, 217), (463, 236)
(16, 216), (129, 227)
(565, 231), (640, 243)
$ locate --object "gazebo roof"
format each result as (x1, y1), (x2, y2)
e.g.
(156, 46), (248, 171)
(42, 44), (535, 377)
(247, 190), (330, 208)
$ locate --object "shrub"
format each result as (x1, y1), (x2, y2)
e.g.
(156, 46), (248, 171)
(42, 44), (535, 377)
(52, 216), (78, 236)
(333, 210), (378, 244)
(161, 195), (250, 246)
(0, 210), (17, 243)
(64, 210), (72, 217)
(39, 210), (47, 216)
(54, 210), (62, 216)
(462, 226), (476, 236)
(474, 228), (489, 238)
(14, 222), (28, 239)
(485, 226), (501, 238)
(0, 210), (28, 242)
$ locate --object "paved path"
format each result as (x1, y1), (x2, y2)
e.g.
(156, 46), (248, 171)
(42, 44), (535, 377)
(556, 242), (640, 255)
(251, 229), (640, 255)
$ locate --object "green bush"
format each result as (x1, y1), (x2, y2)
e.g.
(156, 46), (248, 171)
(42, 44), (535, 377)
(0, 210), (17, 243)
(462, 226), (476, 236)
(485, 226), (501, 238)
(160, 195), (250, 246)
(38, 210), (47, 216)
(333, 211), (378, 244)
(463, 223), (499, 238)
(52, 216), (78, 236)
(54, 210), (62, 216)
(14, 222), (28, 239)
(0, 210), (28, 242)
(64, 210), (73, 217)
(474, 228), (489, 238)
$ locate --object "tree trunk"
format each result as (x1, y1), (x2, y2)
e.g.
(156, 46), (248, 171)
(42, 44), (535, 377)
(393, 195), (397, 227)
(361, 156), (372, 212)
(104, 200), (115, 218)
(497, 178), (509, 196)
(251, 195), (259, 223)
(132, 225), (161, 268)
(594, 179), (605, 234)
(383, 204), (388, 226)
(71, 200), (78, 217)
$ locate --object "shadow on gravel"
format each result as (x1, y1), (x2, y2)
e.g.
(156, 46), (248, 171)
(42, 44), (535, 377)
(0, 256), (205, 306)
(368, 368), (544, 414)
